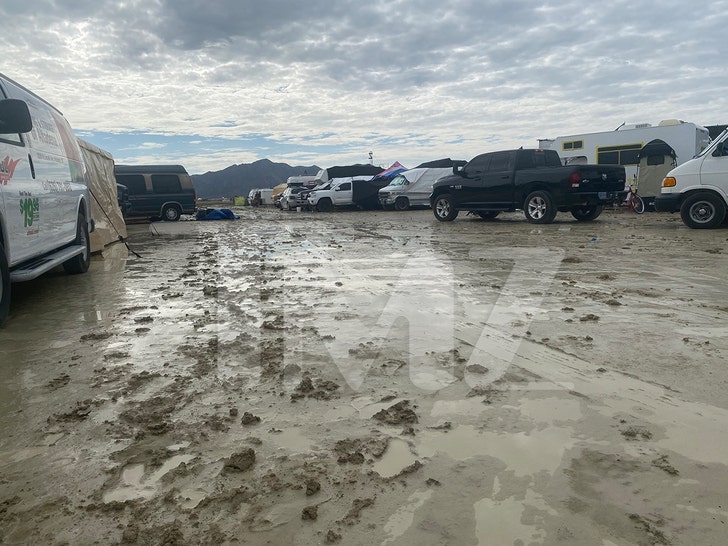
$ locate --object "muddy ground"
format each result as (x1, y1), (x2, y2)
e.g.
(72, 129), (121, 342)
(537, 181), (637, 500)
(1, 205), (727, 546)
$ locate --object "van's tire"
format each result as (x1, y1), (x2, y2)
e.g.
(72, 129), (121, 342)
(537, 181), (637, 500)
(477, 211), (500, 220)
(162, 204), (182, 222)
(316, 198), (333, 212)
(433, 194), (458, 221)
(680, 192), (726, 229)
(0, 242), (10, 327)
(394, 197), (410, 211)
(571, 204), (604, 221)
(63, 213), (91, 274)
(524, 191), (557, 224)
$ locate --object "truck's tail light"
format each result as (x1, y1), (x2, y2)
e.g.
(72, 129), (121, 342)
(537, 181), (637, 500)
(662, 177), (677, 187)
(569, 172), (581, 188)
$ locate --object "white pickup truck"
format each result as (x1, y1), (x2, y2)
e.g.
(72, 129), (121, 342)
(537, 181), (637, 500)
(308, 176), (387, 212)
(655, 129), (728, 228)
(0, 73), (93, 325)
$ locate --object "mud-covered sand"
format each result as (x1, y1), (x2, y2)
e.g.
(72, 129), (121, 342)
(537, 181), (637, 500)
(1, 206), (728, 545)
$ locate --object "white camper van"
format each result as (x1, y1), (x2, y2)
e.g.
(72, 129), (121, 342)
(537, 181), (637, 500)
(378, 167), (452, 210)
(0, 73), (93, 326)
(655, 128), (728, 229)
(539, 120), (710, 188)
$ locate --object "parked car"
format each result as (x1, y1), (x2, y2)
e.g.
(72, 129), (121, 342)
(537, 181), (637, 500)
(430, 148), (626, 223)
(378, 167), (452, 210)
(279, 186), (307, 210)
(0, 73), (94, 326)
(114, 164), (196, 221)
(116, 183), (131, 219)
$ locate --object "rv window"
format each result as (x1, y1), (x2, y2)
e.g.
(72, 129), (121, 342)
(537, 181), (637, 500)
(597, 144), (641, 166)
(152, 174), (182, 193)
(116, 174), (147, 195)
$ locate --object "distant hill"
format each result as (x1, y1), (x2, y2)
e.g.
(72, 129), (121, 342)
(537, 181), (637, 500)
(192, 159), (320, 199)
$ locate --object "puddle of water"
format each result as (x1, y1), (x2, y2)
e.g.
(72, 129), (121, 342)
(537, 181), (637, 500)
(430, 398), (492, 418)
(103, 454), (195, 503)
(474, 484), (557, 545)
(381, 489), (433, 544)
(373, 438), (417, 478)
(417, 424), (575, 477)
(516, 397), (582, 423)
(266, 428), (313, 454)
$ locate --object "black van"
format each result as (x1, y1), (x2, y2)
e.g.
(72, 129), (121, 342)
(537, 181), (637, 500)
(114, 164), (197, 221)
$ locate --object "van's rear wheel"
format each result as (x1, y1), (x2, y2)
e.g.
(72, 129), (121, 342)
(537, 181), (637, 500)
(63, 213), (91, 274)
(162, 204), (182, 221)
(0, 242), (10, 327)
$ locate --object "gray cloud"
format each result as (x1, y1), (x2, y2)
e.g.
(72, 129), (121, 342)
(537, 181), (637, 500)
(2, 0), (727, 172)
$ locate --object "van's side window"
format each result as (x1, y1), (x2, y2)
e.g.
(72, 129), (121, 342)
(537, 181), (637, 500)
(116, 174), (147, 195)
(0, 95), (23, 146)
(152, 174), (182, 193)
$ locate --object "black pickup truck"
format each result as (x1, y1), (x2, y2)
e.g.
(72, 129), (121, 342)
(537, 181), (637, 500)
(430, 148), (626, 223)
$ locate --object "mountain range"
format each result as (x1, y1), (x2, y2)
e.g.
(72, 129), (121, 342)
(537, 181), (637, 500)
(191, 159), (320, 199)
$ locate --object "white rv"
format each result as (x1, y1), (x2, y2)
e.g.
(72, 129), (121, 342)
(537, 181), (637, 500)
(539, 120), (710, 187)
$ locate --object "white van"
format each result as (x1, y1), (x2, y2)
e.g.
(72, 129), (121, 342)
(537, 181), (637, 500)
(0, 73), (93, 325)
(378, 167), (452, 210)
(655, 128), (728, 228)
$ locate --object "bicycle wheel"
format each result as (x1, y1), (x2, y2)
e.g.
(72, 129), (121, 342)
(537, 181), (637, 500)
(632, 194), (645, 214)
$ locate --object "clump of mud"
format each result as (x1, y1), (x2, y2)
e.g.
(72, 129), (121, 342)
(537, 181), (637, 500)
(372, 400), (418, 425)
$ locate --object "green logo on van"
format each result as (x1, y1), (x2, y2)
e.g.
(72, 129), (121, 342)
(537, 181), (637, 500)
(20, 197), (40, 227)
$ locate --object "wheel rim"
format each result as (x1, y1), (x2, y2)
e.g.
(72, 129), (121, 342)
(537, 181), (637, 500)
(690, 201), (715, 223)
(528, 197), (546, 219)
(166, 208), (178, 220)
(435, 199), (450, 218)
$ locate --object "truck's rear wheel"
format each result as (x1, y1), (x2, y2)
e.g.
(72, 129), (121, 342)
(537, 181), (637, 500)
(680, 192), (726, 229)
(571, 205), (604, 221)
(433, 194), (458, 221)
(394, 197), (410, 211)
(0, 242), (10, 327)
(524, 191), (557, 224)
(63, 213), (91, 274)
(316, 198), (333, 212)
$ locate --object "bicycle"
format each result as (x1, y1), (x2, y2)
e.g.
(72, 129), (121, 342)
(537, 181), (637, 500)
(626, 184), (645, 214)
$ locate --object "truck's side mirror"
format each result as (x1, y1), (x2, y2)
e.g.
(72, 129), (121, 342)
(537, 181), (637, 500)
(0, 99), (33, 134)
(452, 160), (467, 176)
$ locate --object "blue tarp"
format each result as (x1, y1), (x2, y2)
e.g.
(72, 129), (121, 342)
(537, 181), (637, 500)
(196, 208), (240, 221)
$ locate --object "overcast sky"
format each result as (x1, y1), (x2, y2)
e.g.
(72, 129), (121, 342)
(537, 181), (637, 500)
(3, 0), (727, 174)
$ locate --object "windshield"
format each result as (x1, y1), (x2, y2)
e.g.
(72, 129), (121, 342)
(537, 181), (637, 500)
(390, 175), (408, 186)
(696, 129), (728, 158)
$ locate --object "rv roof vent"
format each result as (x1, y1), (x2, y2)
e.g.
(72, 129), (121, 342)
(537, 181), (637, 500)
(658, 119), (684, 126)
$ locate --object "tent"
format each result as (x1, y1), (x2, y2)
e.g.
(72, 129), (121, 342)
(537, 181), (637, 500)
(636, 139), (677, 208)
(370, 161), (407, 181)
(77, 138), (127, 253)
